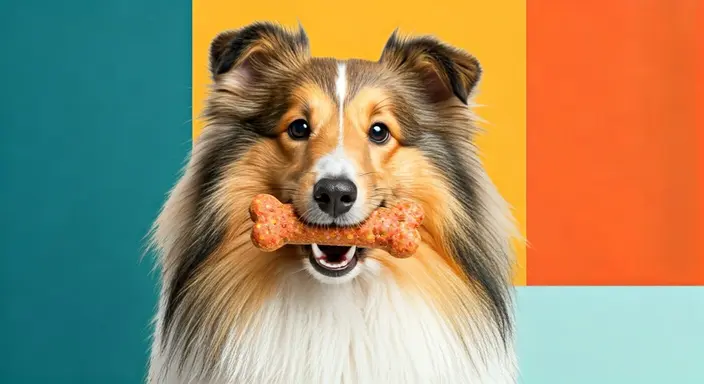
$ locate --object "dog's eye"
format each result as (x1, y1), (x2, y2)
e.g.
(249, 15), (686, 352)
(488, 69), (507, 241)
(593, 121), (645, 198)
(287, 119), (311, 140)
(368, 123), (390, 144)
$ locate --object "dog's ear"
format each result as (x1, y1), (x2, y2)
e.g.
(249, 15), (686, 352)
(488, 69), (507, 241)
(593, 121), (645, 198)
(209, 22), (310, 81)
(379, 30), (481, 105)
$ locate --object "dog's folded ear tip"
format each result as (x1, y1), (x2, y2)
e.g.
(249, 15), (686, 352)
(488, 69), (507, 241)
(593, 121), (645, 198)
(208, 22), (310, 79)
(379, 33), (482, 104)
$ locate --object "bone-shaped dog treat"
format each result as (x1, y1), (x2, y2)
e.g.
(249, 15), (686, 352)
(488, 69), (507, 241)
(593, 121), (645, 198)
(249, 194), (424, 258)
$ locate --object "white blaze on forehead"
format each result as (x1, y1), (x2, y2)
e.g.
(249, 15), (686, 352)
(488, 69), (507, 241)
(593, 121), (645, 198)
(335, 62), (347, 147)
(314, 62), (355, 181)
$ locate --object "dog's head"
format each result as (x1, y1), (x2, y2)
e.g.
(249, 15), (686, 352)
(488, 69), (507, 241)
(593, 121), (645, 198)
(199, 22), (486, 278)
(154, 22), (514, 363)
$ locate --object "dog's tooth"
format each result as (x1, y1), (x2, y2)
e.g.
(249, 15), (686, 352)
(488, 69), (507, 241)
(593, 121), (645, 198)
(342, 246), (356, 261)
(311, 243), (325, 259)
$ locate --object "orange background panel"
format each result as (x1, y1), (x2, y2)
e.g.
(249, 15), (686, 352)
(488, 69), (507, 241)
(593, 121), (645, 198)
(527, 1), (704, 285)
(699, 2), (704, 276)
(193, 0), (527, 284)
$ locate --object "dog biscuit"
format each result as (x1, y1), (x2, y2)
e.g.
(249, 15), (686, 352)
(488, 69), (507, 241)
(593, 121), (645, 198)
(249, 194), (424, 258)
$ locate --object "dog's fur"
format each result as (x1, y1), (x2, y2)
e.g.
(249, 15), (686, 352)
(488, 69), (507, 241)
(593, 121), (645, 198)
(147, 22), (518, 383)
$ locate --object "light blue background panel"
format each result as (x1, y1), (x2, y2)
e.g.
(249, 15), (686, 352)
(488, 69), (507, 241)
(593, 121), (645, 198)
(516, 287), (704, 383)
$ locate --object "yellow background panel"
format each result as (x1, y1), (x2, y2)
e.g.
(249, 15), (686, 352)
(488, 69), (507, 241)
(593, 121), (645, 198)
(192, 0), (526, 284)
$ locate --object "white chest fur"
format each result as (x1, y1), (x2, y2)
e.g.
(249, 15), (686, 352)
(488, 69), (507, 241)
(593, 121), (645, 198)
(149, 264), (517, 384)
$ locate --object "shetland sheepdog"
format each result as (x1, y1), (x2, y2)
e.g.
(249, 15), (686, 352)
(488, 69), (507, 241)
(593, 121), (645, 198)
(148, 21), (517, 383)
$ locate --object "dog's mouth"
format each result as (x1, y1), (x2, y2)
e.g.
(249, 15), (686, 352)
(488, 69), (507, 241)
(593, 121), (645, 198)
(294, 199), (384, 280)
(306, 244), (361, 277)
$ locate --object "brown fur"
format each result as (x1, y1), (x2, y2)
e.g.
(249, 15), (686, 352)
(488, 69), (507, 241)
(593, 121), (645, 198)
(152, 22), (515, 380)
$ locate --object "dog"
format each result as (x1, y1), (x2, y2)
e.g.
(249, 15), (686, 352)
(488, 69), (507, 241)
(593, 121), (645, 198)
(147, 22), (518, 383)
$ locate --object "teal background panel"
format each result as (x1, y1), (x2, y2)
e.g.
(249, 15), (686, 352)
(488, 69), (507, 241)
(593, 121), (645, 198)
(1, 1), (704, 383)
(517, 287), (704, 384)
(0, 0), (190, 383)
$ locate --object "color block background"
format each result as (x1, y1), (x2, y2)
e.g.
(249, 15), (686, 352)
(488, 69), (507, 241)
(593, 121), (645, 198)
(1, 0), (702, 383)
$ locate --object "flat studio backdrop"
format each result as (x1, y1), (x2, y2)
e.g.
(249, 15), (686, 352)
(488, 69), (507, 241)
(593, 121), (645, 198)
(1, 0), (702, 383)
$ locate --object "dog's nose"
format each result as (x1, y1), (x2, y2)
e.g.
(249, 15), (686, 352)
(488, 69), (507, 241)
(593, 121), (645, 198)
(313, 178), (358, 217)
